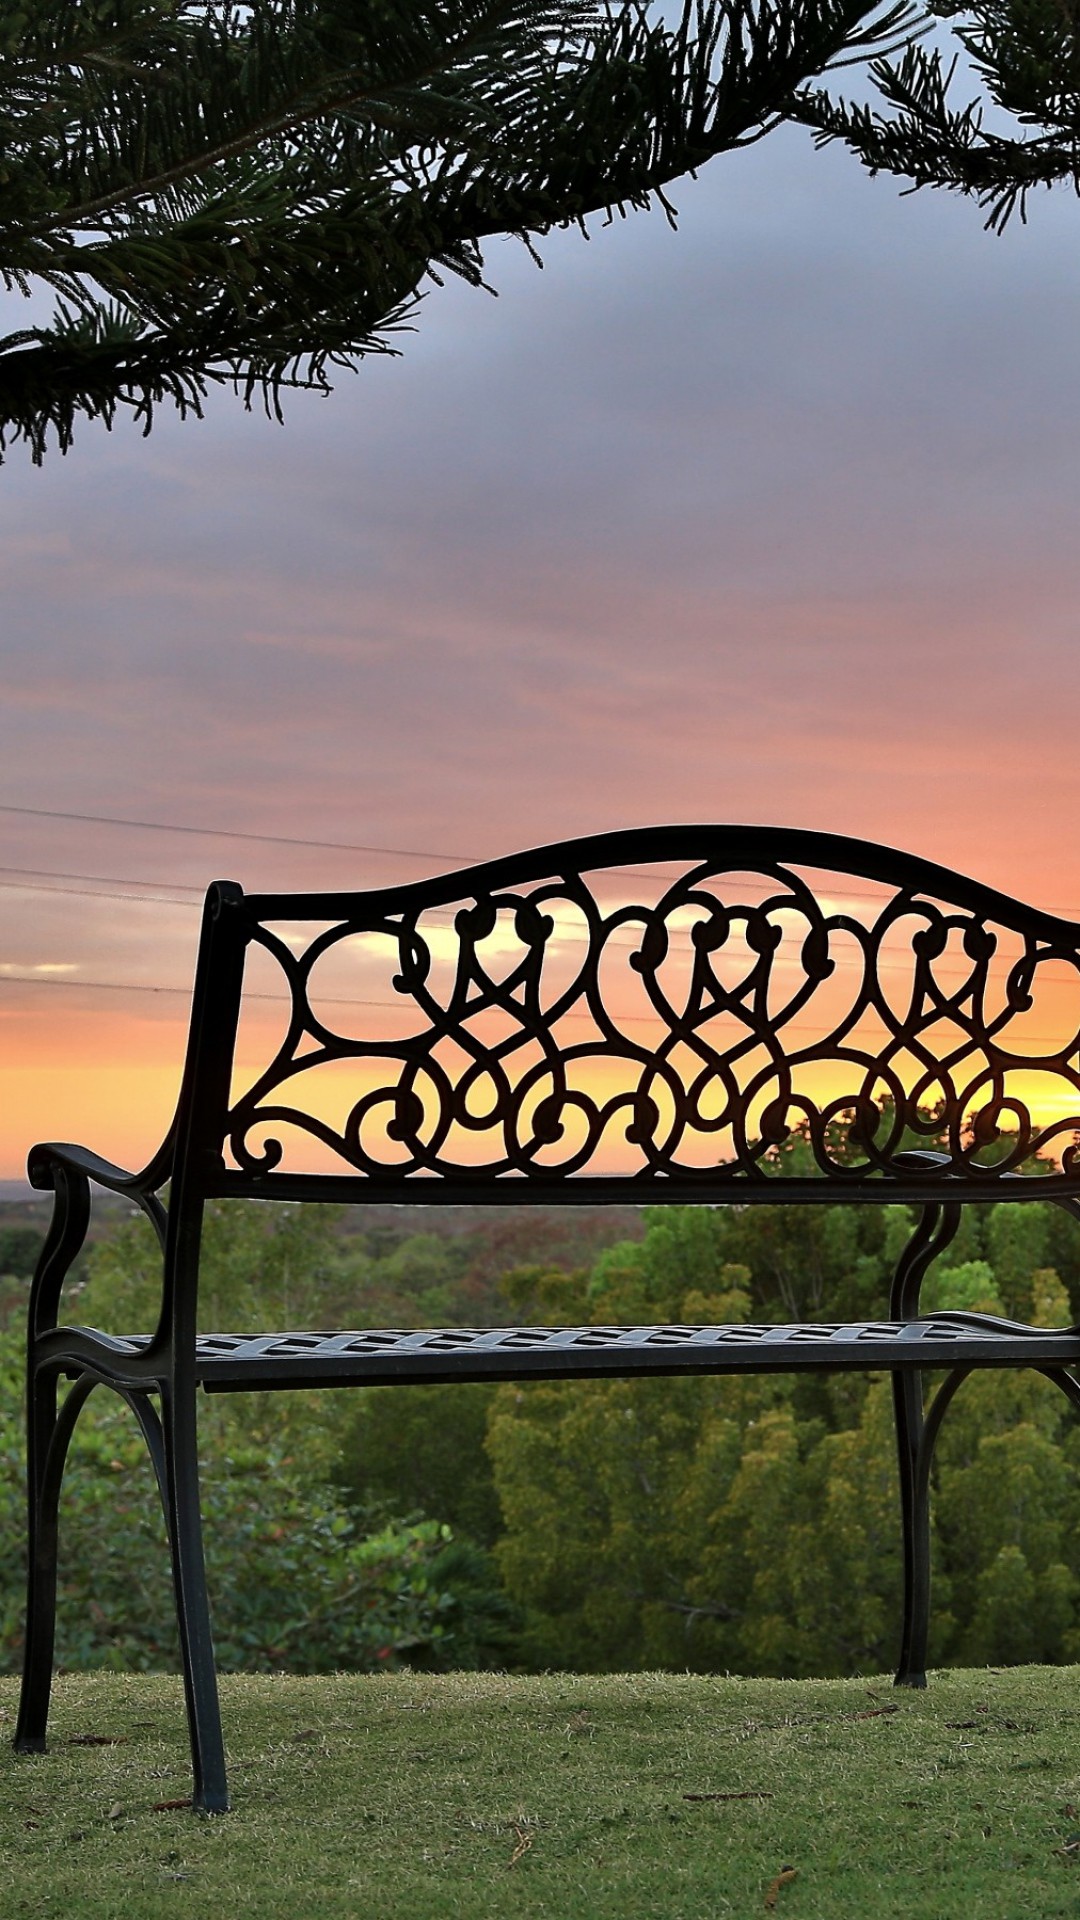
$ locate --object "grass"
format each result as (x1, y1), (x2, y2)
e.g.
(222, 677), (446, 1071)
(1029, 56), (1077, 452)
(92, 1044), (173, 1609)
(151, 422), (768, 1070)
(2, 1668), (1080, 1917)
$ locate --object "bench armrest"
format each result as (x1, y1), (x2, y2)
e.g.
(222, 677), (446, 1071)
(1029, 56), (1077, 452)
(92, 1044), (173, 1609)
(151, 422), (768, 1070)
(28, 1139), (171, 1200)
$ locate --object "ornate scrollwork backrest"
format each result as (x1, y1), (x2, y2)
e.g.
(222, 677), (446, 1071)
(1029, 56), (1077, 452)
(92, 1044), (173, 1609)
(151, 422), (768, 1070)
(216, 828), (1080, 1193)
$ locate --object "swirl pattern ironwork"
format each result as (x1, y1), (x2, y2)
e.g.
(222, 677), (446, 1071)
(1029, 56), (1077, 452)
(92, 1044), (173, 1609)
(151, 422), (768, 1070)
(223, 835), (1080, 1187)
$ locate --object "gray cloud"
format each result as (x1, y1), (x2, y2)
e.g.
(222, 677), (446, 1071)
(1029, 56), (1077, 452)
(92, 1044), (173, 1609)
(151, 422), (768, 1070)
(2, 126), (1080, 902)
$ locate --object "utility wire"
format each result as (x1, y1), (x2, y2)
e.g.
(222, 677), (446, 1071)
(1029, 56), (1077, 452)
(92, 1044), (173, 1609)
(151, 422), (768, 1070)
(7, 803), (1080, 920)
(0, 802), (476, 864)
(4, 857), (1080, 928)
(5, 828), (1080, 1000)
(0, 878), (201, 908)
(0, 975), (389, 1008)
(0, 972), (1073, 1050)
(0, 863), (204, 894)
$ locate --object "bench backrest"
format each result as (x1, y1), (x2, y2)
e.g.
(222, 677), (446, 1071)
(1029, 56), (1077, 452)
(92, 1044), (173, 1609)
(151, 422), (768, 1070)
(171, 826), (1080, 1208)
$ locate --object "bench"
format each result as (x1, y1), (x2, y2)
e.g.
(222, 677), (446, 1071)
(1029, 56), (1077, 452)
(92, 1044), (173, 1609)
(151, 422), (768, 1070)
(15, 823), (1080, 1812)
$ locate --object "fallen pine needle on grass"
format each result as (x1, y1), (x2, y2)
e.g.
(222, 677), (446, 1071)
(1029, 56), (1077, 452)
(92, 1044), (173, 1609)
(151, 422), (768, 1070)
(508, 1823), (534, 1867)
(764, 1865), (798, 1908)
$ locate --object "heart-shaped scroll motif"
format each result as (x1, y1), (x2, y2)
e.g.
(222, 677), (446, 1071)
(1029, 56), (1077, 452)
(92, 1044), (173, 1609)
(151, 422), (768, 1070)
(224, 847), (1080, 1185)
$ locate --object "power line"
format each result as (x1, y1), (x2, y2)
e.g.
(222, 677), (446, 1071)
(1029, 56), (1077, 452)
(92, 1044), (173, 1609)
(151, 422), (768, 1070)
(0, 877), (201, 908)
(0, 863), (204, 894)
(0, 975), (386, 1008)
(6, 830), (1080, 996)
(0, 862), (908, 916)
(6, 855), (1080, 935)
(0, 803), (476, 864)
(0, 976), (192, 997)
(0, 972), (1075, 1051)
(5, 907), (1080, 989)
(7, 804), (1080, 920)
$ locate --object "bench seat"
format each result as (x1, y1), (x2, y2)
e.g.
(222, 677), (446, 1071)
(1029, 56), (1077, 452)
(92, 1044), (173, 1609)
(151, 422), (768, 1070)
(48, 1314), (1080, 1391)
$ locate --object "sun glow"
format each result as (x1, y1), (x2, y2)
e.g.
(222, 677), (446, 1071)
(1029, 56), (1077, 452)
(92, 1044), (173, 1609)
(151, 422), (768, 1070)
(6, 858), (1080, 1188)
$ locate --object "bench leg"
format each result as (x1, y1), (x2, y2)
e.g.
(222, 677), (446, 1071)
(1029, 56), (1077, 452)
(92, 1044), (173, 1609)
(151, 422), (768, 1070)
(893, 1365), (972, 1689)
(889, 1201), (963, 1688)
(160, 1387), (229, 1814)
(14, 1372), (97, 1752)
(892, 1368), (929, 1688)
(15, 1167), (93, 1756)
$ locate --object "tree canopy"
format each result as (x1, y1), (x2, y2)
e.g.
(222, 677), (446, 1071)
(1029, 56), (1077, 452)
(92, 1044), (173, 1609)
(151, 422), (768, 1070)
(0, 0), (922, 460)
(486, 1201), (1080, 1677)
(3, 1), (1080, 463)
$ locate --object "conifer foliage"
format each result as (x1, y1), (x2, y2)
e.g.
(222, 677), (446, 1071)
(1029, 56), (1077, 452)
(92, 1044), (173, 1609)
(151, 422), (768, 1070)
(798, 0), (1080, 231)
(0, 0), (917, 460)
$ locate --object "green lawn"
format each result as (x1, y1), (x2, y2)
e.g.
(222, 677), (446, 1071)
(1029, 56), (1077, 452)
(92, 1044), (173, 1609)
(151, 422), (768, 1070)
(3, 1667), (1080, 1917)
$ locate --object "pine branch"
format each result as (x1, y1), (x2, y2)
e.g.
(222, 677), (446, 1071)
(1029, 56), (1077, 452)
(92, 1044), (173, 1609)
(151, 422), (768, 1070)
(0, 0), (926, 461)
(436, 0), (924, 241)
(794, 2), (1080, 229)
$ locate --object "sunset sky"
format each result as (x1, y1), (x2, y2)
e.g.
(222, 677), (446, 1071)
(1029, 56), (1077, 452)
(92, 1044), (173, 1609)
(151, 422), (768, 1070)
(3, 117), (1080, 1187)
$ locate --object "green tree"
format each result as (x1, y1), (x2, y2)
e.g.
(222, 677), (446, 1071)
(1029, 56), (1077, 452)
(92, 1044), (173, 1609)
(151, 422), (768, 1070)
(486, 1220), (796, 1671)
(339, 1381), (503, 1543)
(0, 1370), (513, 1674)
(485, 1202), (1080, 1677)
(0, 1224), (45, 1280)
(81, 1198), (346, 1333)
(922, 1258), (1004, 1315)
(79, 1199), (353, 1476)
(933, 1375), (1080, 1667)
(580, 1200), (894, 1327)
(986, 1206), (1052, 1319)
(332, 1229), (472, 1325)
(0, 0), (924, 461)
(0, 1223), (47, 1332)
(52, 1191), (1080, 1678)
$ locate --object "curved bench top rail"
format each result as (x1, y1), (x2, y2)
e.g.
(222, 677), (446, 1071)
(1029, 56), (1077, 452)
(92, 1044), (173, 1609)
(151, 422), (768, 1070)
(182, 825), (1080, 1199)
(240, 825), (1080, 940)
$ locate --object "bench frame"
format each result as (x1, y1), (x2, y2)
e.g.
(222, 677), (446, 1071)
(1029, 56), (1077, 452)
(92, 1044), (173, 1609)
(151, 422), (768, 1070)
(15, 824), (1080, 1811)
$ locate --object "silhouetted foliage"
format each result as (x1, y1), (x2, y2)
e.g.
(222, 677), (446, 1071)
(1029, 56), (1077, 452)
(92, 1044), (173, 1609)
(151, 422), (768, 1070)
(0, 0), (917, 460)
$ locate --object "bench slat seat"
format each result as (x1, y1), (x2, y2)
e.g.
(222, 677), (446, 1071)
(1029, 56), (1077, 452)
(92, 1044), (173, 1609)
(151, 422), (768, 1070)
(51, 1315), (1080, 1391)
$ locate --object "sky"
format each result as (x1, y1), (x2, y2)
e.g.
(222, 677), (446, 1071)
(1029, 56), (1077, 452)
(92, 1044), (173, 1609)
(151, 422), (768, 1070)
(3, 110), (1080, 1185)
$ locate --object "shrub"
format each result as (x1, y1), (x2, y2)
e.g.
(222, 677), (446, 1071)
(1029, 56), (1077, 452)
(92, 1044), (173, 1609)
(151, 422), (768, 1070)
(0, 1335), (510, 1674)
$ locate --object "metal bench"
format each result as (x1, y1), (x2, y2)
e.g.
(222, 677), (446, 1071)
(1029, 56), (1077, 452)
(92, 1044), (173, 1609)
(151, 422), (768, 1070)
(15, 824), (1080, 1811)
